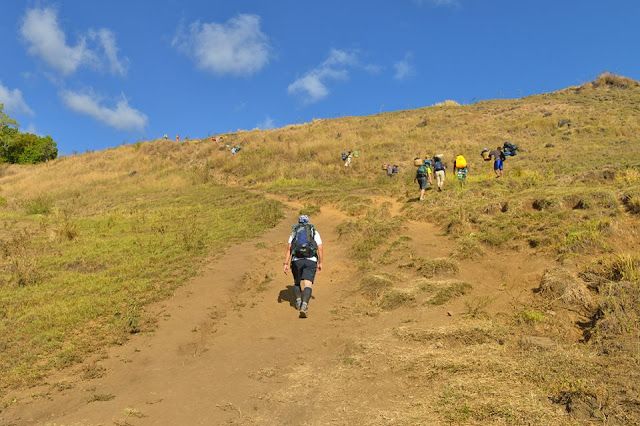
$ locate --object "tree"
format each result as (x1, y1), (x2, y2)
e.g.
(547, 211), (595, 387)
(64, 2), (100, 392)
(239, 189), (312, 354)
(0, 104), (58, 164)
(0, 104), (17, 128)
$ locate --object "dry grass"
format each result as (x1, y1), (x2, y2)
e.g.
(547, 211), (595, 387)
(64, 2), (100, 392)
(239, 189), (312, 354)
(2, 74), (640, 422)
(537, 267), (595, 312)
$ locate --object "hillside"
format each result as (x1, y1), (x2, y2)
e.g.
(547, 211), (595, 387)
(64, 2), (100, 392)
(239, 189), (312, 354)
(1, 73), (639, 424)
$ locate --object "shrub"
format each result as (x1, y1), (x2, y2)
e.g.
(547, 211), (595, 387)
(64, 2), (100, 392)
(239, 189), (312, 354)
(0, 129), (58, 164)
(591, 72), (640, 89)
(24, 197), (52, 215)
(518, 309), (545, 324)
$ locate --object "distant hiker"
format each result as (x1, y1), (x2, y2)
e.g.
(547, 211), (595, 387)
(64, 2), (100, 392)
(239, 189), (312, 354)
(386, 164), (394, 177)
(163, 134), (168, 140)
(344, 151), (353, 167)
(433, 155), (446, 191)
(453, 154), (468, 188)
(503, 141), (518, 157)
(283, 215), (324, 318)
(176, 135), (181, 143)
(414, 162), (430, 201)
(489, 146), (506, 178)
(392, 164), (399, 175)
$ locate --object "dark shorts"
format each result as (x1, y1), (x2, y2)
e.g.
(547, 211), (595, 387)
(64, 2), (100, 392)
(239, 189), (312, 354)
(494, 159), (504, 171)
(417, 176), (428, 189)
(291, 258), (317, 285)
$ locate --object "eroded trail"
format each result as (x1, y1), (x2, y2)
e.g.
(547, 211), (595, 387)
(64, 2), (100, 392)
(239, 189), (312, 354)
(2, 196), (552, 425)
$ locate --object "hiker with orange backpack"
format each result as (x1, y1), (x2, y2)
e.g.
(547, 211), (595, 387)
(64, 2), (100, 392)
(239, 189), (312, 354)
(453, 154), (468, 188)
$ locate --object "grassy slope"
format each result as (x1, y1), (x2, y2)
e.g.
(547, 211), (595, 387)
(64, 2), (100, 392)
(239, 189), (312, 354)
(0, 148), (282, 392)
(1, 74), (639, 422)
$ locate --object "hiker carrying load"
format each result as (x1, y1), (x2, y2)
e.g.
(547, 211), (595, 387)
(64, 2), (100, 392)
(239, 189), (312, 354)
(344, 150), (353, 167)
(489, 146), (506, 178)
(283, 215), (324, 318)
(503, 141), (518, 157)
(453, 154), (468, 188)
(414, 160), (432, 201)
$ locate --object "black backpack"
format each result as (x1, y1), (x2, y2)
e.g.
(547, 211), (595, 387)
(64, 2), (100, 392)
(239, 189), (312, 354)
(434, 160), (445, 171)
(341, 152), (348, 161)
(291, 223), (318, 258)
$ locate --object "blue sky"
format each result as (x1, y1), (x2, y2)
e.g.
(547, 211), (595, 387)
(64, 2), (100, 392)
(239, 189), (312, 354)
(1, 0), (638, 154)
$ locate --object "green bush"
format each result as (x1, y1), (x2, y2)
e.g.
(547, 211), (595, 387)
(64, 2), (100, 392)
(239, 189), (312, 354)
(1, 132), (58, 164)
(0, 106), (58, 164)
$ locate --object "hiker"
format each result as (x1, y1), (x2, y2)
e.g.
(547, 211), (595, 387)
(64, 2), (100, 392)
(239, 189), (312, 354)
(489, 146), (506, 178)
(283, 215), (323, 318)
(503, 141), (518, 157)
(344, 151), (353, 167)
(392, 164), (399, 175)
(414, 161), (430, 201)
(386, 163), (394, 177)
(453, 154), (468, 188)
(433, 155), (446, 191)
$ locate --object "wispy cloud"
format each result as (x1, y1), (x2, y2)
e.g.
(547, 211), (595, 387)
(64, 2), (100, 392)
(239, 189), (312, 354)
(60, 90), (147, 131)
(0, 81), (34, 116)
(288, 49), (365, 103)
(89, 29), (128, 76)
(20, 7), (128, 76)
(256, 116), (275, 129)
(393, 53), (415, 80)
(172, 14), (271, 76)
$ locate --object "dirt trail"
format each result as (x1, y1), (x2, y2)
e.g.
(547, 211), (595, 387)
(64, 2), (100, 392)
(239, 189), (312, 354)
(1, 196), (551, 425)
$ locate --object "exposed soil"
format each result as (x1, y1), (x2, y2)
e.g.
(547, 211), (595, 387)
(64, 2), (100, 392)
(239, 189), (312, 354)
(0, 197), (554, 425)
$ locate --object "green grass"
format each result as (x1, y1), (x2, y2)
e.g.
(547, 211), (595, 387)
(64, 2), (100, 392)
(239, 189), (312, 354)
(0, 184), (282, 393)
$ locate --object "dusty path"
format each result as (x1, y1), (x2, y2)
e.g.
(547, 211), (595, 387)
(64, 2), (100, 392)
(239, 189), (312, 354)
(1, 196), (551, 425)
(2, 200), (360, 425)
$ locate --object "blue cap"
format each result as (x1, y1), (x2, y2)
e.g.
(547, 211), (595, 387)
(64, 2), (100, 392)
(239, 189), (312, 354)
(298, 215), (310, 224)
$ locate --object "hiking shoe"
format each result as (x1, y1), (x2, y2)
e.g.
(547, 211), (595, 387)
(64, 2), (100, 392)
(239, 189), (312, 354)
(295, 298), (302, 311)
(299, 302), (308, 318)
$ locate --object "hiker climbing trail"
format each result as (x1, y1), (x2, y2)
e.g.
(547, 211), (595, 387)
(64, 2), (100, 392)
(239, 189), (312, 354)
(1, 195), (553, 425)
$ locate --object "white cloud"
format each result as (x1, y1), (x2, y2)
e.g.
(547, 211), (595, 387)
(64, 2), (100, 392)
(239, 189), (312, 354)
(20, 7), (127, 76)
(60, 90), (147, 131)
(288, 49), (359, 103)
(256, 116), (275, 129)
(172, 14), (271, 76)
(0, 82), (34, 116)
(394, 53), (415, 80)
(90, 29), (128, 76)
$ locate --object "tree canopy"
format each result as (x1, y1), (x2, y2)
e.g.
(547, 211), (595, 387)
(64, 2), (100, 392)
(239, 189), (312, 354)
(0, 104), (57, 164)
